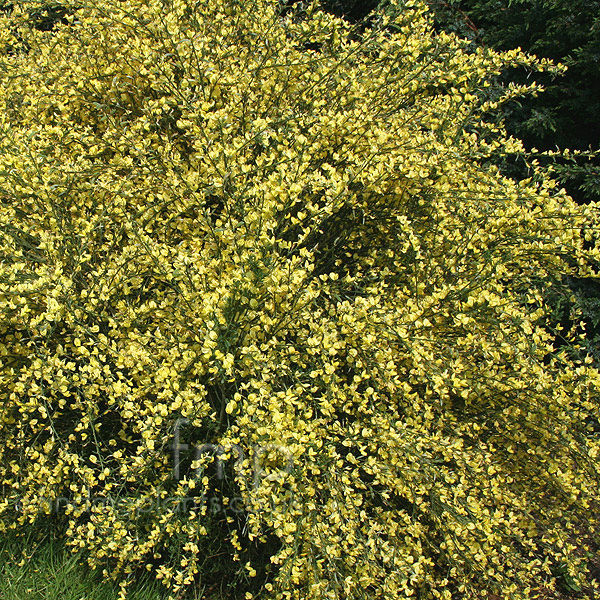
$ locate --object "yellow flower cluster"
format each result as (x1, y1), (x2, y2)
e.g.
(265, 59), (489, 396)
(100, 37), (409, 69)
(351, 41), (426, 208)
(1, 0), (599, 598)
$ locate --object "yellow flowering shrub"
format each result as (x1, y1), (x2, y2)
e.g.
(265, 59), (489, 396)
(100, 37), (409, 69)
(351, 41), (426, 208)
(1, 0), (599, 598)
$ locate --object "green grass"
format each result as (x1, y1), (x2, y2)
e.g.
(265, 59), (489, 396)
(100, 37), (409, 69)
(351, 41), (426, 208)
(0, 528), (165, 600)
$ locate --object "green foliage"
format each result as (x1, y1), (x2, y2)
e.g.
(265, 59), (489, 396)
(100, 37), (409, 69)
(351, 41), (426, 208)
(428, 0), (600, 204)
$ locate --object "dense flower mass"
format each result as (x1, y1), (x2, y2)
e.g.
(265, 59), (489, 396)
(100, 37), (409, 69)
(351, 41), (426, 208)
(0, 0), (599, 598)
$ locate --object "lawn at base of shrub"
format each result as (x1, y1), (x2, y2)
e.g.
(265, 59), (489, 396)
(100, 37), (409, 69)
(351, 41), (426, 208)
(0, 529), (166, 600)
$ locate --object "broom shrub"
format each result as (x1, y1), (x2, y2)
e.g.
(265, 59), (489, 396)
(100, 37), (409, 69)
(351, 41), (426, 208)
(1, 1), (599, 598)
